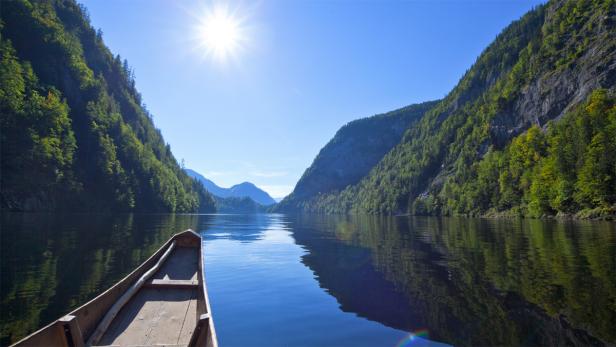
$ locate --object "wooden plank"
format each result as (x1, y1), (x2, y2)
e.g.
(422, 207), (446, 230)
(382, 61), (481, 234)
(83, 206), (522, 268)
(97, 245), (202, 346)
(97, 289), (165, 346)
(188, 314), (210, 347)
(97, 288), (198, 346)
(11, 230), (217, 347)
(57, 315), (84, 347)
(152, 247), (199, 281)
(88, 242), (177, 346)
(146, 279), (199, 288)
(12, 233), (186, 347)
(176, 294), (198, 345)
(143, 289), (197, 346)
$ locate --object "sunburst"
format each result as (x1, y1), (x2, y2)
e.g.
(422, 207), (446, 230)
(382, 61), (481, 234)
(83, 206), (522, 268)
(196, 5), (245, 62)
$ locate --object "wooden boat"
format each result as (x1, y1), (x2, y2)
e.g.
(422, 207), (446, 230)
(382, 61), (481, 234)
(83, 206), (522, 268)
(12, 230), (218, 347)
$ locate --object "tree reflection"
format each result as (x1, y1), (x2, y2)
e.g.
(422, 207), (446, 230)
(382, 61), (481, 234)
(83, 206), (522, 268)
(289, 215), (615, 346)
(0, 213), (214, 345)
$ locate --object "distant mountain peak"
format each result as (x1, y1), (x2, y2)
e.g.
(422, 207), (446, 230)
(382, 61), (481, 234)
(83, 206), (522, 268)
(185, 169), (277, 206)
(233, 182), (254, 187)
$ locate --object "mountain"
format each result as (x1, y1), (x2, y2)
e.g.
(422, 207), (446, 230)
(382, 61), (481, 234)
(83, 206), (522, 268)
(228, 182), (277, 206)
(213, 196), (269, 213)
(275, 101), (437, 211)
(185, 169), (277, 206)
(0, 0), (215, 212)
(184, 169), (228, 197)
(279, 0), (616, 218)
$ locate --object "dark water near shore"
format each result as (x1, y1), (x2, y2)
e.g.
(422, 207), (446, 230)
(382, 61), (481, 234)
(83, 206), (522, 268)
(1, 213), (614, 346)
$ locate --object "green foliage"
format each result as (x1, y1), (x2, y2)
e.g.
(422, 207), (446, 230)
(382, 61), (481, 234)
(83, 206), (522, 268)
(297, 3), (551, 214)
(447, 90), (616, 217)
(1, 39), (76, 209)
(214, 196), (269, 213)
(1, 0), (215, 212)
(276, 100), (438, 211)
(573, 91), (616, 208)
(294, 0), (615, 218)
(295, 215), (616, 344)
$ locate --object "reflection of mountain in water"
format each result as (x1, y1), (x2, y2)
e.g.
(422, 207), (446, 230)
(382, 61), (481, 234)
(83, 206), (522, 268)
(201, 214), (280, 243)
(289, 215), (615, 346)
(292, 221), (421, 332)
(0, 213), (215, 345)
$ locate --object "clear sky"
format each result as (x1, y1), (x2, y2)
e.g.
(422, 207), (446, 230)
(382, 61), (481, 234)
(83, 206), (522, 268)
(80, 0), (544, 199)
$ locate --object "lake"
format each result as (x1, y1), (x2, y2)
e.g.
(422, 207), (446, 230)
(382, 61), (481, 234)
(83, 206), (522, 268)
(1, 213), (614, 346)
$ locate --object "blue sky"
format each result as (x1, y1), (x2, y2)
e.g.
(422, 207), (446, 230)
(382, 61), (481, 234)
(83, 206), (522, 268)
(81, 0), (544, 199)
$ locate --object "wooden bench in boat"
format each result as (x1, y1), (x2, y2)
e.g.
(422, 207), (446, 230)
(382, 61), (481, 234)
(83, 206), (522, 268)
(11, 230), (217, 347)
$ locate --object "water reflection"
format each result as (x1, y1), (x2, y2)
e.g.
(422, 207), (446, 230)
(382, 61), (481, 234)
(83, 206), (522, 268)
(201, 213), (280, 243)
(289, 215), (616, 346)
(202, 213), (422, 347)
(2, 213), (614, 346)
(0, 213), (214, 345)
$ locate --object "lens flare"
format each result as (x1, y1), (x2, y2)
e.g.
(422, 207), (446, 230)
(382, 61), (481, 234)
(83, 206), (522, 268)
(395, 330), (430, 347)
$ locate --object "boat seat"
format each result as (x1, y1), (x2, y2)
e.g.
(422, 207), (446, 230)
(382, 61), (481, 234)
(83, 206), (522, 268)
(145, 279), (199, 288)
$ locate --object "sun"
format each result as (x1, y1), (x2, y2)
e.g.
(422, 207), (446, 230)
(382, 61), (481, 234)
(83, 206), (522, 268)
(198, 6), (243, 61)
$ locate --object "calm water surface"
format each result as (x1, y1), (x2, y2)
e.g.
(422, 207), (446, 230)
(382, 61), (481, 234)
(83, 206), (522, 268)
(1, 213), (614, 346)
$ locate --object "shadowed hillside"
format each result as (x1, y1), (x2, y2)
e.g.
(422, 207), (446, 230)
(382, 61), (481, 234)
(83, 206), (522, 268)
(276, 101), (437, 212)
(1, 0), (215, 212)
(282, 0), (615, 218)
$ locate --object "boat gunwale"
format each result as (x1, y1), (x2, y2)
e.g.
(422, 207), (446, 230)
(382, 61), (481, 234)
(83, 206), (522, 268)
(10, 229), (217, 347)
(197, 235), (218, 347)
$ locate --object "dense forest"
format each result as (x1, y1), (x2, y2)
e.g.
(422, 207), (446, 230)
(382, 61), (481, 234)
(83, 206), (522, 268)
(276, 101), (437, 211)
(213, 196), (269, 214)
(1, 0), (215, 212)
(279, 0), (615, 218)
(420, 90), (616, 218)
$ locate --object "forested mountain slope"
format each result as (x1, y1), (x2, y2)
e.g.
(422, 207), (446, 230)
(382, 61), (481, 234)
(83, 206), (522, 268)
(213, 196), (269, 213)
(286, 0), (615, 218)
(227, 182), (276, 206)
(185, 169), (229, 198)
(276, 101), (437, 212)
(1, 0), (215, 212)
